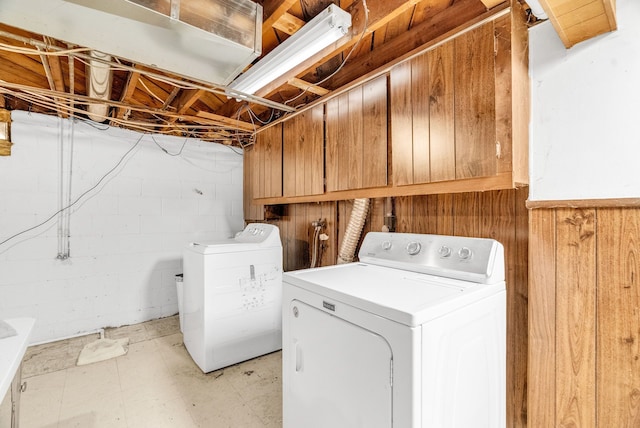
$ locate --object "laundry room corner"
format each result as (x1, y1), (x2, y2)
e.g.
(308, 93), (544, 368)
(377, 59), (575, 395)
(0, 111), (245, 344)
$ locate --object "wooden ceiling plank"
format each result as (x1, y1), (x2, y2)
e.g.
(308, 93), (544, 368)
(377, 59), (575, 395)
(558, 1), (606, 27)
(411, 0), (454, 25)
(273, 12), (305, 35)
(538, 0), (617, 48)
(196, 110), (257, 132)
(562, 14), (612, 45)
(350, 0), (422, 35)
(545, 0), (597, 17)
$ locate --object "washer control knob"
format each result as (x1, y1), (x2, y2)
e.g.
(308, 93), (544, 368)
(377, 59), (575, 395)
(406, 241), (422, 256)
(381, 241), (392, 251)
(438, 245), (452, 258)
(251, 228), (259, 235)
(458, 247), (473, 260)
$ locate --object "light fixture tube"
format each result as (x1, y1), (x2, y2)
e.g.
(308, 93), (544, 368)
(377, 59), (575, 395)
(227, 4), (351, 98)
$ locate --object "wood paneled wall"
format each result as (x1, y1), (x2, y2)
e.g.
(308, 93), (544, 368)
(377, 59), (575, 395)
(263, 187), (529, 427)
(529, 207), (640, 427)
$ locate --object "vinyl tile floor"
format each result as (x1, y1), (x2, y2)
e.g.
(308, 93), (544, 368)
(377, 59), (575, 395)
(2, 316), (282, 428)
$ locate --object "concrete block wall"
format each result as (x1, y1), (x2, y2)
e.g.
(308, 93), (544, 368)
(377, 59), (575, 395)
(0, 111), (244, 343)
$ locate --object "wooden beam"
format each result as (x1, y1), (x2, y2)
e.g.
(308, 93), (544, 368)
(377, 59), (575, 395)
(196, 110), (257, 132)
(255, 173), (515, 204)
(480, 0), (505, 7)
(161, 87), (181, 111)
(116, 66), (141, 120)
(287, 77), (329, 95)
(273, 12), (305, 35)
(262, 0), (299, 40)
(43, 37), (65, 92)
(167, 88), (205, 123)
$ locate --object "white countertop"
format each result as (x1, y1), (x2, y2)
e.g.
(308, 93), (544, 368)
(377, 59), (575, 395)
(0, 318), (35, 400)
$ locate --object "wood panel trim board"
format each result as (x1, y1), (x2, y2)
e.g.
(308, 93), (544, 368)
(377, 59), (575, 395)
(527, 198), (640, 209)
(255, 173), (515, 205)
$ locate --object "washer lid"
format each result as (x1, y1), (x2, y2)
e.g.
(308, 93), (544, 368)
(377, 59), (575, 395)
(283, 263), (504, 327)
(187, 223), (282, 254)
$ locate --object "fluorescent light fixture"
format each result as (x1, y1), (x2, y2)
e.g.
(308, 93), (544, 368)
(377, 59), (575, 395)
(227, 4), (351, 98)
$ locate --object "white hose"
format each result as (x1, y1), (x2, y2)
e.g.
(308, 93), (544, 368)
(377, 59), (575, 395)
(337, 198), (370, 264)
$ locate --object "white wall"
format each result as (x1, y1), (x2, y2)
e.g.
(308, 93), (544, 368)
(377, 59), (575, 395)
(0, 111), (244, 343)
(529, 0), (640, 201)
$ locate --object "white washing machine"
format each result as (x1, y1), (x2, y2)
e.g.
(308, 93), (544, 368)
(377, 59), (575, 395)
(183, 223), (282, 373)
(282, 232), (506, 428)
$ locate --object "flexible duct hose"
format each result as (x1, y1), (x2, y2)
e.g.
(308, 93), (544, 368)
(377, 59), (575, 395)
(310, 225), (322, 268)
(337, 198), (370, 264)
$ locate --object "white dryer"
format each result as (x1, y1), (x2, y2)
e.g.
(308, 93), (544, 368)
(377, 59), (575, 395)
(282, 232), (506, 428)
(183, 223), (282, 373)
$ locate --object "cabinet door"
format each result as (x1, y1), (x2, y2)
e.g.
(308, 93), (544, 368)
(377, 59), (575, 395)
(254, 123), (283, 198)
(454, 21), (497, 179)
(283, 104), (324, 197)
(390, 20), (501, 185)
(243, 144), (264, 221)
(284, 300), (393, 428)
(326, 75), (387, 192)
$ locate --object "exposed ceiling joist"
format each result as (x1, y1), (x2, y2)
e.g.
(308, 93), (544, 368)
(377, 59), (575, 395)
(0, 0), (618, 144)
(273, 12), (306, 35)
(287, 77), (330, 95)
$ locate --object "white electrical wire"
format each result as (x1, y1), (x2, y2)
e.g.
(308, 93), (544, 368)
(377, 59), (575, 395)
(0, 132), (145, 248)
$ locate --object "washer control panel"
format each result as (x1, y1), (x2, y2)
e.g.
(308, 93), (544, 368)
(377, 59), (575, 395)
(358, 232), (504, 284)
(235, 223), (280, 244)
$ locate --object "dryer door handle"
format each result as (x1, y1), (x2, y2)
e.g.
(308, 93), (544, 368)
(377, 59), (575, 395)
(295, 341), (303, 372)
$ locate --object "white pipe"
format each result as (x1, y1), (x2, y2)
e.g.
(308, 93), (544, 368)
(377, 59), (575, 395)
(86, 51), (112, 122)
(337, 198), (370, 264)
(56, 118), (64, 258)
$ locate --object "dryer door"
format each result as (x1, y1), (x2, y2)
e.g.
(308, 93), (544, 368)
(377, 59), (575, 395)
(284, 300), (393, 428)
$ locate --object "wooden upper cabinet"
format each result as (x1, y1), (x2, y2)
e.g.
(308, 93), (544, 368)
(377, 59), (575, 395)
(283, 104), (324, 197)
(253, 123), (283, 199)
(326, 75), (388, 192)
(243, 143), (264, 221)
(454, 22), (497, 179)
(390, 10), (529, 188)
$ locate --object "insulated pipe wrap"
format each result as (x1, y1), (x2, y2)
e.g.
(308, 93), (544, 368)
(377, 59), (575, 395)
(337, 198), (370, 264)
